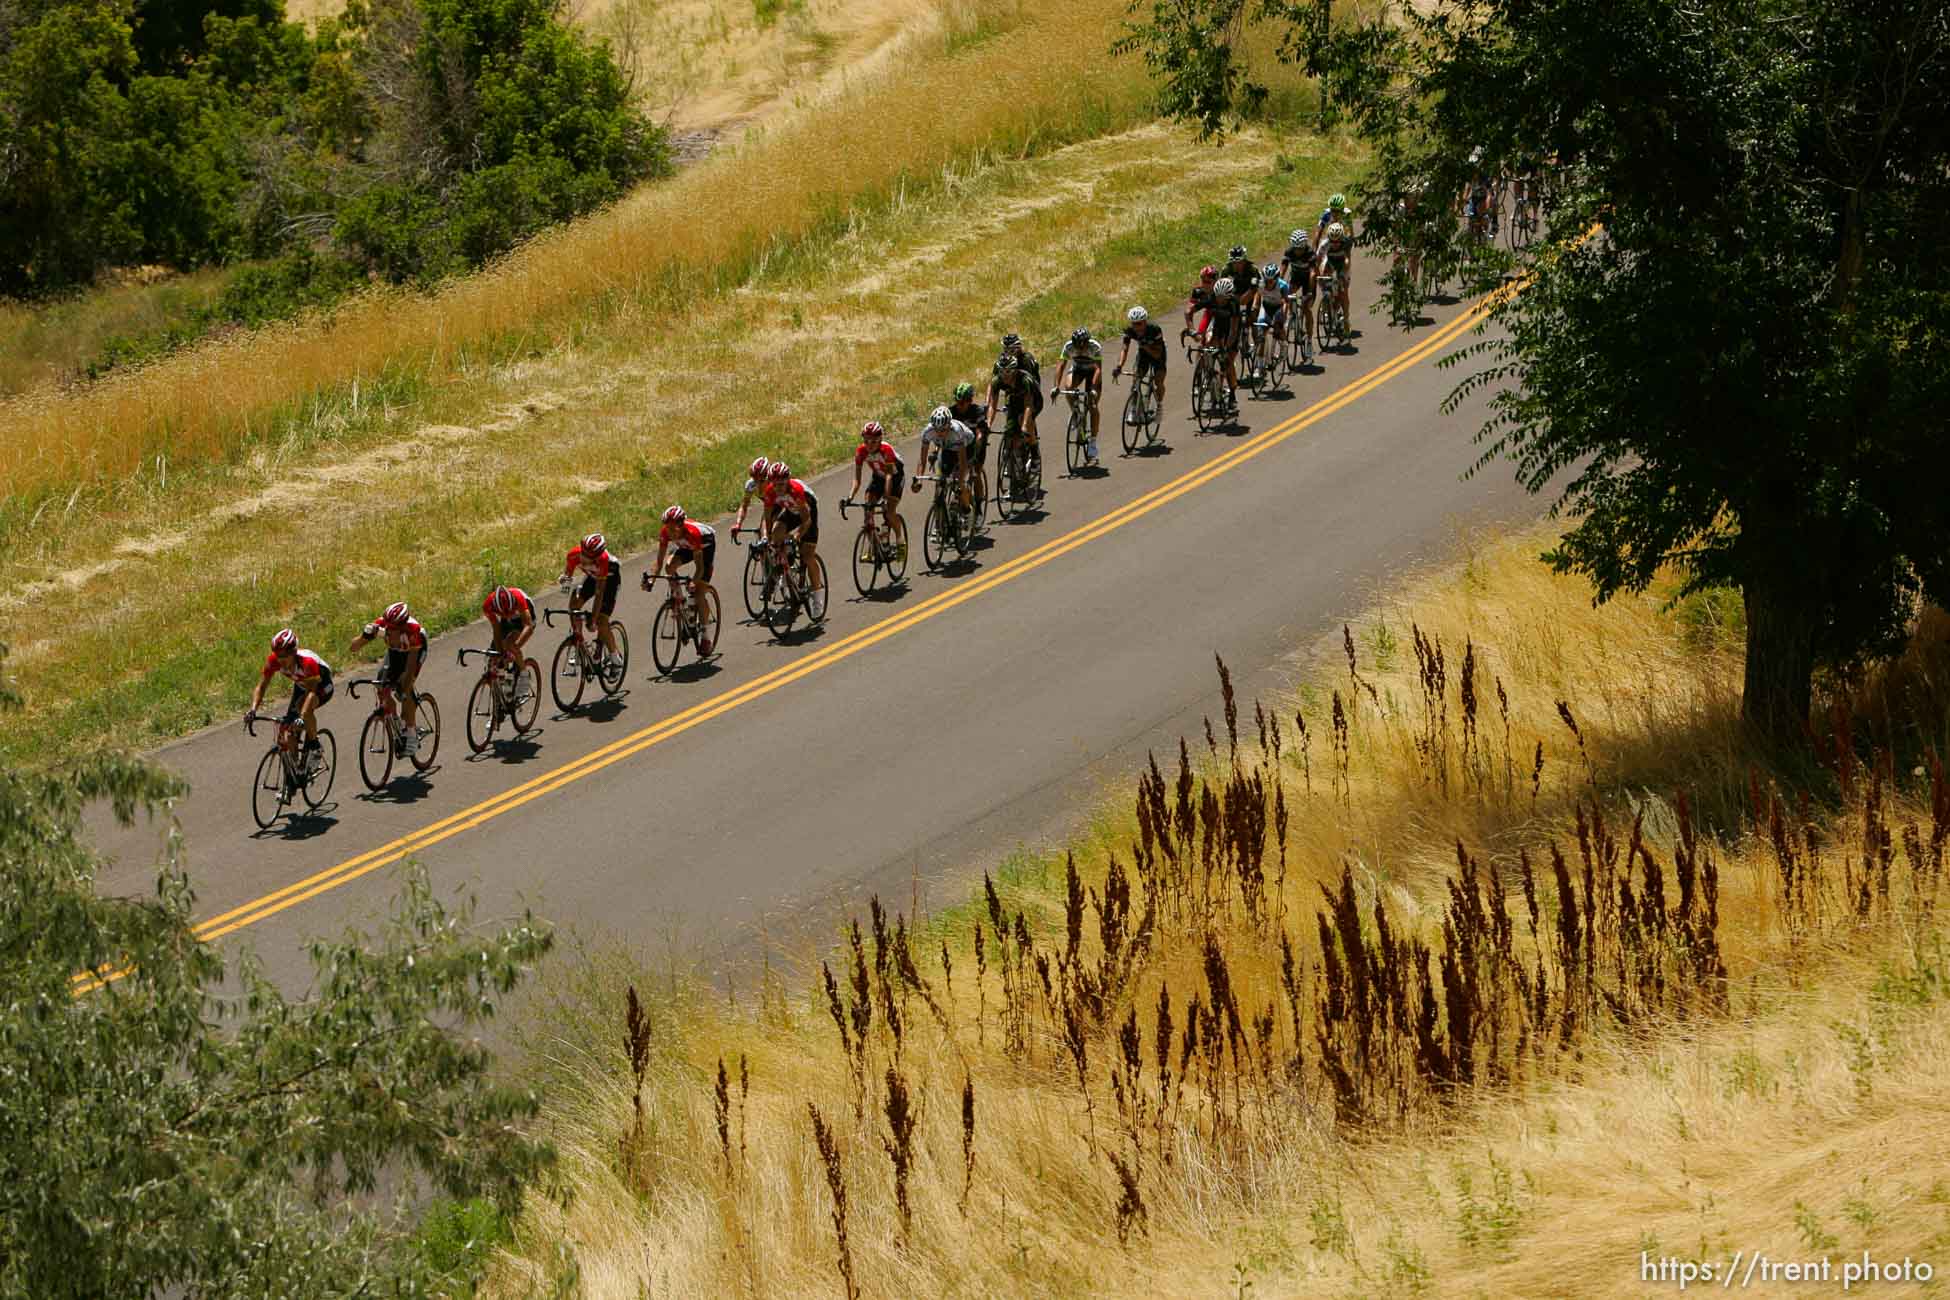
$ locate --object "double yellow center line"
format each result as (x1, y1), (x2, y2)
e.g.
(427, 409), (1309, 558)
(80, 289), (1499, 989)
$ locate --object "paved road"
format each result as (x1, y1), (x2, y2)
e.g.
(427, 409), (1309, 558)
(88, 279), (1539, 989)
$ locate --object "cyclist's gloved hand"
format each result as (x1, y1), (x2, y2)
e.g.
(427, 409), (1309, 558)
(362, 622), (378, 638)
(558, 576), (571, 595)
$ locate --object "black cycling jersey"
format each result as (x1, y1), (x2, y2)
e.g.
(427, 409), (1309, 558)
(1222, 259), (1257, 291)
(1122, 321), (1167, 359)
(994, 349), (1042, 384)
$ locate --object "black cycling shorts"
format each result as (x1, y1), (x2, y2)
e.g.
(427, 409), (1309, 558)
(577, 561), (621, 616)
(1135, 349), (1166, 377)
(286, 668), (334, 717)
(494, 616), (527, 641)
(673, 534), (717, 584)
(776, 504), (820, 546)
(867, 466), (905, 501)
(381, 644), (426, 687)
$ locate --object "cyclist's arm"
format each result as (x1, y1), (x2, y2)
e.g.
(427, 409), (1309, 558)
(1114, 339), (1131, 372)
(733, 490), (754, 530)
(248, 673), (269, 715)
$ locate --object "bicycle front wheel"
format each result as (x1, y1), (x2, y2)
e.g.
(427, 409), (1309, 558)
(252, 748), (285, 829)
(550, 635), (587, 712)
(651, 599), (682, 674)
(924, 501), (948, 570)
(359, 711), (394, 790)
(600, 623), (630, 695)
(1065, 407), (1086, 474)
(302, 730), (336, 809)
(803, 555), (829, 624)
(410, 693), (440, 771)
(1121, 386), (1143, 454)
(742, 545), (770, 620)
(995, 452), (1021, 521)
(466, 676), (496, 754)
(852, 526), (881, 597)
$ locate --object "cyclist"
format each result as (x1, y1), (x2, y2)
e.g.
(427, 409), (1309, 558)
(995, 331), (1042, 386)
(1281, 230), (1317, 358)
(986, 352), (1043, 469)
(1317, 222), (1355, 335)
(1461, 153), (1493, 244)
(1251, 264), (1291, 374)
(1208, 277), (1244, 411)
(731, 455), (774, 536)
(644, 505), (718, 656)
(1050, 326), (1104, 466)
(1112, 305), (1168, 409)
(1220, 244), (1259, 303)
(915, 404), (976, 514)
(1183, 264), (1219, 338)
(561, 531), (623, 671)
(248, 628), (334, 771)
(1314, 194), (1356, 321)
(947, 382), (992, 474)
(346, 601), (428, 754)
(761, 462), (821, 599)
(482, 585), (536, 665)
(849, 420), (906, 545)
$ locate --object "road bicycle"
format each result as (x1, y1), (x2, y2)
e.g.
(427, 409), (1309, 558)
(1053, 385), (1096, 474)
(1506, 183), (1539, 251)
(545, 606), (629, 711)
(245, 711), (336, 830)
(1316, 269), (1350, 351)
(347, 673), (441, 790)
(1113, 365), (1161, 454)
(1285, 300), (1316, 370)
(458, 646), (541, 753)
(991, 420), (1043, 522)
(1183, 330), (1230, 433)
(838, 495), (909, 595)
(761, 533), (828, 634)
(915, 472), (976, 570)
(645, 571), (723, 672)
(1246, 314), (1286, 395)
(734, 525), (782, 621)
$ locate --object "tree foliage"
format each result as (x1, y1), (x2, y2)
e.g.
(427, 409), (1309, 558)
(1120, 0), (1950, 740)
(0, 647), (556, 1296)
(0, 0), (668, 296)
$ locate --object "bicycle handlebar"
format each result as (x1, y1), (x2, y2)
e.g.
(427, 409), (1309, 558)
(456, 647), (509, 666)
(542, 607), (589, 627)
(345, 677), (388, 699)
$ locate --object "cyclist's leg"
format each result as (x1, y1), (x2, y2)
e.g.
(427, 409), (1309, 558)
(395, 647), (422, 731)
(293, 683), (319, 747)
(1086, 368), (1101, 440)
(799, 504), (819, 585)
(596, 566), (621, 657)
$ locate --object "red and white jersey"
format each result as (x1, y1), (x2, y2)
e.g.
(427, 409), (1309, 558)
(855, 440), (903, 478)
(659, 519), (715, 550)
(261, 649), (330, 684)
(565, 543), (613, 577)
(482, 588), (534, 622)
(371, 613), (427, 651)
(764, 478), (814, 515)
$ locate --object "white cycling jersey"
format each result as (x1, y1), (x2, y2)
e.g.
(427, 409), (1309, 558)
(921, 418), (976, 452)
(1061, 338), (1103, 369)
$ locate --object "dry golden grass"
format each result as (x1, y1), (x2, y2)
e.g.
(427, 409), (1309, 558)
(487, 525), (1950, 1298)
(0, 0), (1150, 503)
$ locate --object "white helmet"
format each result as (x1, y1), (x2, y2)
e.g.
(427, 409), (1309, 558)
(929, 405), (951, 429)
(1214, 276), (1235, 296)
(1327, 222), (1347, 241)
(1127, 306), (1148, 324)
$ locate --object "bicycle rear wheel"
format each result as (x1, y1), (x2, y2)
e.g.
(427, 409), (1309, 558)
(302, 730), (336, 809)
(599, 623), (630, 694)
(651, 599), (682, 674)
(409, 693), (440, 771)
(359, 711), (394, 790)
(550, 634), (587, 712)
(742, 546), (770, 620)
(252, 749), (285, 829)
(886, 515), (909, 580)
(466, 676), (497, 754)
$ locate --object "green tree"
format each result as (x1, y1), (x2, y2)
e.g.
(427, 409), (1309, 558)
(0, 648), (555, 1297)
(1120, 0), (1950, 741)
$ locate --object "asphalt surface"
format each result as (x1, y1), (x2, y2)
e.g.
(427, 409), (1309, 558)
(88, 275), (1542, 990)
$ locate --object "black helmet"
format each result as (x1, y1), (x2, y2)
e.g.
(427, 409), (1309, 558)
(1229, 244), (1248, 260)
(996, 352), (1018, 372)
(1070, 326), (1091, 345)
(1001, 332), (1022, 352)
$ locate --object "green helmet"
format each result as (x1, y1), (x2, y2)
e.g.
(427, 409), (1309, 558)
(1330, 192), (1347, 210)
(953, 381), (975, 402)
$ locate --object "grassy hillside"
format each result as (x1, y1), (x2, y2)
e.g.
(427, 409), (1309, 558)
(484, 526), (1950, 1297)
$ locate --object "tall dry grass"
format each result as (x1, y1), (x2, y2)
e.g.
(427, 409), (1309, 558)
(490, 526), (1950, 1296)
(0, 0), (1154, 503)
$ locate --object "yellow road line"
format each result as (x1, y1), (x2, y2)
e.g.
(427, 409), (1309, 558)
(80, 292), (1499, 987)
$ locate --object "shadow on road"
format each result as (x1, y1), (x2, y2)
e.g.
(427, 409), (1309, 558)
(467, 736), (543, 763)
(659, 659), (724, 684)
(252, 808), (340, 841)
(359, 773), (437, 804)
(579, 696), (630, 724)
